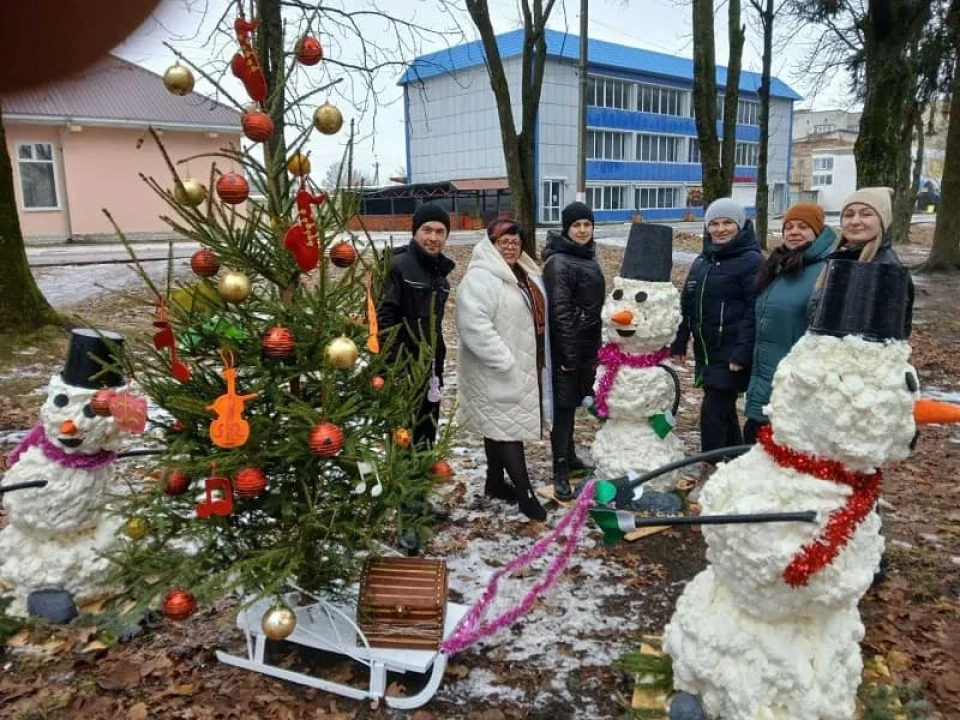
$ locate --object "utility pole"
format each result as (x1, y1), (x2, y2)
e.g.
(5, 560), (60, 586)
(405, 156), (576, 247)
(576, 0), (588, 202)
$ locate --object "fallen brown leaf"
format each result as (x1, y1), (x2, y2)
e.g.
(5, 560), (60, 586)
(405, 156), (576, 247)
(97, 660), (142, 691)
(127, 701), (149, 720)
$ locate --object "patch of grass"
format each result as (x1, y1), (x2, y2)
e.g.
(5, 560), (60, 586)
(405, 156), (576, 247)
(860, 682), (932, 720)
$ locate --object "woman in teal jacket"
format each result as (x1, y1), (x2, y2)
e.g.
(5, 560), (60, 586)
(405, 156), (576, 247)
(743, 203), (835, 443)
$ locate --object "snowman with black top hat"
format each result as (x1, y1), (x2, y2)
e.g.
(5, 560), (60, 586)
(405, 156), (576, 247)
(662, 261), (960, 719)
(0, 329), (139, 622)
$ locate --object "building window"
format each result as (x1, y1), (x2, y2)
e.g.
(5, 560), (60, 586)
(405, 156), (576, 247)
(688, 138), (700, 164)
(812, 173), (833, 186)
(586, 185), (629, 210)
(737, 99), (759, 126)
(813, 156), (834, 171)
(635, 186), (683, 210)
(587, 76), (631, 110)
(637, 84), (684, 116)
(637, 133), (681, 163)
(587, 130), (628, 160)
(813, 123), (835, 133)
(735, 142), (759, 167)
(17, 143), (59, 210)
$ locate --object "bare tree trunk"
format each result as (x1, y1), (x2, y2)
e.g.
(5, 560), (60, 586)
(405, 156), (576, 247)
(753, 0), (774, 249)
(466, 0), (556, 258)
(256, 0), (288, 218)
(0, 101), (60, 334)
(922, 54), (960, 271)
(720, 0), (745, 198)
(891, 98), (920, 244)
(692, 0), (723, 203)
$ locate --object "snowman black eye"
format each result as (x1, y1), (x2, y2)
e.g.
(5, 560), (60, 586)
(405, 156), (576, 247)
(905, 371), (918, 392)
(83, 404), (96, 418)
(612, 289), (624, 300)
(635, 291), (648, 303)
(53, 394), (69, 407)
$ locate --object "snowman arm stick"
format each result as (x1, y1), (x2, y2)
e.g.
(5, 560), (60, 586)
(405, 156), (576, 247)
(0, 480), (49, 494)
(629, 511), (818, 528)
(116, 448), (164, 459)
(657, 362), (682, 416)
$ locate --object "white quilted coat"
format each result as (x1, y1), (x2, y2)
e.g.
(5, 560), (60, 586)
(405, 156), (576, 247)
(455, 240), (551, 441)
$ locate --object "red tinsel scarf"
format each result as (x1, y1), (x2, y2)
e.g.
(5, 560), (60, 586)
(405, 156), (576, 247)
(757, 424), (883, 587)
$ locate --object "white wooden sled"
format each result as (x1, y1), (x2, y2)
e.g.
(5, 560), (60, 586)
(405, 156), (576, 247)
(216, 585), (469, 709)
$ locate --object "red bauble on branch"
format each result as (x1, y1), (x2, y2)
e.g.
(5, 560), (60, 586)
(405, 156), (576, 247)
(216, 173), (249, 205)
(234, 467), (268, 499)
(309, 422), (344, 457)
(371, 376), (385, 391)
(190, 249), (220, 277)
(162, 469), (192, 496)
(241, 110), (273, 142)
(295, 35), (323, 65)
(329, 241), (357, 268)
(261, 326), (295, 359)
(430, 460), (454, 482)
(163, 588), (197, 621)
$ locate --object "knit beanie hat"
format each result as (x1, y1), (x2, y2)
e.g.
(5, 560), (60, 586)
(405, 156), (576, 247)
(841, 187), (894, 232)
(782, 203), (825, 235)
(561, 201), (594, 235)
(704, 198), (746, 229)
(412, 203), (450, 235)
(487, 218), (522, 243)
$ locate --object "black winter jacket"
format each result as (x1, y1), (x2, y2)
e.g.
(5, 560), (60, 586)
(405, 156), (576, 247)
(377, 239), (455, 380)
(543, 229), (606, 409)
(671, 221), (764, 392)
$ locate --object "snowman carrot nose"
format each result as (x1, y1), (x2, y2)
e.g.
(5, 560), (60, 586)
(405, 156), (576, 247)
(914, 398), (960, 425)
(60, 419), (78, 435)
(611, 310), (634, 325)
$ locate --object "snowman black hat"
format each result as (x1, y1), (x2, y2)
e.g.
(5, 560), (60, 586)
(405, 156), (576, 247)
(620, 223), (673, 282)
(62, 328), (126, 389)
(809, 260), (909, 342)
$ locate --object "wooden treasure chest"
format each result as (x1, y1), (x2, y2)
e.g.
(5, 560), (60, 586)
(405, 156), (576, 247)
(357, 557), (448, 650)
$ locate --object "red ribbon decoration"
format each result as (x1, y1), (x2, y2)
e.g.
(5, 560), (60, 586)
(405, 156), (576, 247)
(757, 424), (882, 587)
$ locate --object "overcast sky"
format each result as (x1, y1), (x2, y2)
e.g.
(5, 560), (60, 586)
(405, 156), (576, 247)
(115, 0), (852, 182)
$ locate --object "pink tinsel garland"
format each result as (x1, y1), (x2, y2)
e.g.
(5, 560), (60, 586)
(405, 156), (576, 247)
(440, 480), (596, 656)
(593, 344), (670, 419)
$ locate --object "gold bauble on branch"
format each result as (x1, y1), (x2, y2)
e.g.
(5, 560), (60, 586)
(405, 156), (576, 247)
(217, 270), (252, 303)
(173, 178), (207, 207)
(324, 335), (358, 369)
(261, 603), (297, 640)
(163, 62), (195, 96)
(125, 516), (149, 540)
(313, 103), (343, 135)
(287, 153), (311, 176)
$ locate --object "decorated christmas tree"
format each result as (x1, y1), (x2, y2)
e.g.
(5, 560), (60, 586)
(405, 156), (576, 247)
(105, 1), (451, 628)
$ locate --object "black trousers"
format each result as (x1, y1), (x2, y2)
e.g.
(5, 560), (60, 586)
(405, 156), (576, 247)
(550, 405), (578, 468)
(413, 397), (440, 449)
(483, 438), (532, 489)
(743, 418), (768, 445)
(700, 388), (742, 454)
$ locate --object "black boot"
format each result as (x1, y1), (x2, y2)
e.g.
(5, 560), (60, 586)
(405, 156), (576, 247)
(483, 438), (517, 502)
(566, 452), (594, 474)
(499, 441), (546, 521)
(553, 458), (574, 501)
(515, 482), (547, 521)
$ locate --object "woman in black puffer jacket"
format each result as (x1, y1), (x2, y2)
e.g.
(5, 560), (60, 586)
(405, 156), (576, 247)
(543, 202), (606, 500)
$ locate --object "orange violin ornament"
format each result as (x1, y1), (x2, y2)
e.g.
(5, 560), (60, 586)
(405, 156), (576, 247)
(207, 351), (257, 449)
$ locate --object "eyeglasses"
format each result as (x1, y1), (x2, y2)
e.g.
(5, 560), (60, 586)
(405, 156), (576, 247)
(495, 238), (522, 248)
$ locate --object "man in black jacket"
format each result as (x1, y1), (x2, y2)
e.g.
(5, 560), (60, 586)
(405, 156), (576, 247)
(377, 203), (456, 449)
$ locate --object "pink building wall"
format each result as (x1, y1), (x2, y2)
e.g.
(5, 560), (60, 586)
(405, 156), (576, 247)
(6, 123), (242, 241)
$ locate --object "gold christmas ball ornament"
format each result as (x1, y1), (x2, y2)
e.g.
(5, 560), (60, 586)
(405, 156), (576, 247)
(261, 604), (297, 640)
(125, 516), (150, 540)
(163, 62), (195, 96)
(217, 270), (252, 303)
(173, 178), (207, 207)
(287, 153), (311, 176)
(313, 103), (343, 135)
(324, 335), (358, 369)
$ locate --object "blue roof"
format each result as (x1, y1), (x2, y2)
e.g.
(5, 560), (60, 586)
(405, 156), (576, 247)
(399, 28), (801, 101)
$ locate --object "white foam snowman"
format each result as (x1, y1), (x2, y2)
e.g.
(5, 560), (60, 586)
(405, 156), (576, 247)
(663, 262), (960, 719)
(0, 329), (137, 620)
(590, 224), (685, 489)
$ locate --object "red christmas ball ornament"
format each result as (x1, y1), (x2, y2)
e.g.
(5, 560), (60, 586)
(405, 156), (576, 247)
(233, 467), (268, 499)
(91, 389), (114, 417)
(329, 242), (357, 268)
(230, 52), (247, 79)
(309, 422), (344, 457)
(430, 460), (453, 482)
(371, 376), (385, 391)
(241, 110), (274, 143)
(190, 249), (220, 278)
(171, 419), (186, 433)
(261, 326), (295, 359)
(295, 36), (323, 65)
(216, 173), (250, 205)
(393, 427), (412, 450)
(163, 588), (197, 621)
(162, 469), (192, 496)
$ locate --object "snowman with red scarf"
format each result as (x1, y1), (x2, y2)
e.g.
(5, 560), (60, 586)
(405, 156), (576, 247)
(590, 224), (685, 493)
(0, 330), (143, 622)
(662, 261), (960, 719)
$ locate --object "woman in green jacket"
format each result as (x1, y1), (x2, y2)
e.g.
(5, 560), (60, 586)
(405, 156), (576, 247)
(743, 203), (835, 443)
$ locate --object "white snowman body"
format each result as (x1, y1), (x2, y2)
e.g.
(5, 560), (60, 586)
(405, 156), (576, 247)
(0, 374), (127, 616)
(664, 334), (919, 719)
(591, 277), (684, 488)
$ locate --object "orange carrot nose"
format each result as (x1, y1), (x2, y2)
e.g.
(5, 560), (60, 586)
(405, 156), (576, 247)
(60, 420), (78, 435)
(611, 310), (634, 325)
(914, 398), (960, 425)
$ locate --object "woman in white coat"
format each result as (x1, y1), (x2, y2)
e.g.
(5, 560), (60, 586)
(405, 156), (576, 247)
(456, 219), (550, 521)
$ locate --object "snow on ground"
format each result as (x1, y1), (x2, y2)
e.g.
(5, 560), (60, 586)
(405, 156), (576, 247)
(33, 258), (191, 308)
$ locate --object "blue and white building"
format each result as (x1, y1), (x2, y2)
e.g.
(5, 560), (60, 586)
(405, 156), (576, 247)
(399, 29), (801, 223)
